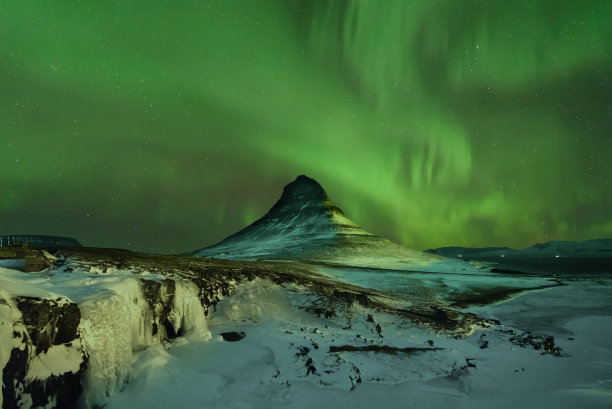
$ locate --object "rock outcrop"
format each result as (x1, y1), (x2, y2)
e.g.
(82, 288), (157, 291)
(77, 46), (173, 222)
(2, 298), (85, 409)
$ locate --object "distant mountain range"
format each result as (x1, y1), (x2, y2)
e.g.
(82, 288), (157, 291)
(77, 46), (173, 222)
(426, 239), (612, 259)
(0, 235), (81, 248)
(191, 175), (464, 271)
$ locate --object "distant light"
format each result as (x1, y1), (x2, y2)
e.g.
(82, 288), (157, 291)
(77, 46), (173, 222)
(458, 254), (462, 258)
(555, 255), (560, 258)
(501, 254), (505, 258)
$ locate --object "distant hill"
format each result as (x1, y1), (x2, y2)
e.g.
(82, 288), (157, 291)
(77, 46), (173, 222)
(426, 239), (612, 258)
(0, 235), (81, 248)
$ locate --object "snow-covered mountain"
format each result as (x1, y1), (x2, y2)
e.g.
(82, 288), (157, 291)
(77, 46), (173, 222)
(427, 239), (612, 258)
(191, 175), (458, 271)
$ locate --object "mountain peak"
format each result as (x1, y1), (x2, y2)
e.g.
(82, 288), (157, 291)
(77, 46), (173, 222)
(191, 174), (367, 259)
(278, 175), (328, 204)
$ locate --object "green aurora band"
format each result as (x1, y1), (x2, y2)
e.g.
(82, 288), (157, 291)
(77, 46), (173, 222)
(1, 0), (610, 253)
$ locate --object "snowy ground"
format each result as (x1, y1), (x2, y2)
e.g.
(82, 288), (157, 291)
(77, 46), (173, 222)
(104, 270), (612, 409)
(1, 255), (611, 409)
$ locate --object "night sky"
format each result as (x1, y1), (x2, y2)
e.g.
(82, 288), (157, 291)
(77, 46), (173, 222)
(1, 0), (611, 254)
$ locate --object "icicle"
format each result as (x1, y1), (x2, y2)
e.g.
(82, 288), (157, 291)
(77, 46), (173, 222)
(77, 277), (210, 408)
(169, 280), (211, 340)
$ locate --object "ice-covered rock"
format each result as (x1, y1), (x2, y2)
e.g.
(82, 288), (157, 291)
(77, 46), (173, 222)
(0, 295), (85, 409)
(0, 263), (211, 409)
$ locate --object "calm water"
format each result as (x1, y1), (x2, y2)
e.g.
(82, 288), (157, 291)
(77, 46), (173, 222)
(467, 256), (612, 276)
(313, 258), (612, 300)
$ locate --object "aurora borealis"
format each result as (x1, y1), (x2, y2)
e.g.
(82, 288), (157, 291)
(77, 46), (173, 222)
(1, 0), (610, 254)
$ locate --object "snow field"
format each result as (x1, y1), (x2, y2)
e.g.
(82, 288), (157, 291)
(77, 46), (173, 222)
(104, 274), (612, 409)
(2, 261), (611, 409)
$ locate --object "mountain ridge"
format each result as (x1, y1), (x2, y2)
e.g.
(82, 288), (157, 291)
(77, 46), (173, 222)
(426, 238), (612, 258)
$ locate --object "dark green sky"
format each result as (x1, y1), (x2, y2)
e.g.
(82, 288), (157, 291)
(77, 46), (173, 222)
(1, 0), (611, 253)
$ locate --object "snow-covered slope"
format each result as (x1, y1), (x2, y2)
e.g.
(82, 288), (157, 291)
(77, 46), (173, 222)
(191, 175), (465, 271)
(0, 246), (486, 408)
(2, 244), (611, 409)
(427, 239), (612, 258)
(104, 276), (612, 409)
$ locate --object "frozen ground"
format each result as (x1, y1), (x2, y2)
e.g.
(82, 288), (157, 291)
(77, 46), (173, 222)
(104, 268), (612, 409)
(1, 251), (611, 409)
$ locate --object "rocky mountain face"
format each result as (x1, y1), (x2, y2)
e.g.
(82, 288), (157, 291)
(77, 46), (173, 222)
(192, 175), (448, 270)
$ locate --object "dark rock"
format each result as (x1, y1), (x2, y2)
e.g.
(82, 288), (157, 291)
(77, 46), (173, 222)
(219, 331), (246, 342)
(27, 366), (85, 409)
(140, 278), (179, 338)
(3, 300), (86, 409)
(429, 307), (449, 324)
(276, 175), (329, 206)
(296, 346), (310, 356)
(16, 297), (81, 355)
(2, 346), (28, 409)
(349, 364), (362, 390)
(328, 345), (442, 354)
(509, 333), (564, 356)
(332, 290), (371, 308)
(305, 358), (316, 376)
(24, 253), (53, 272)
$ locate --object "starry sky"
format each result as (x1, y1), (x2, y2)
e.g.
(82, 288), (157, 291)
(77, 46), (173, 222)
(1, 0), (611, 254)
